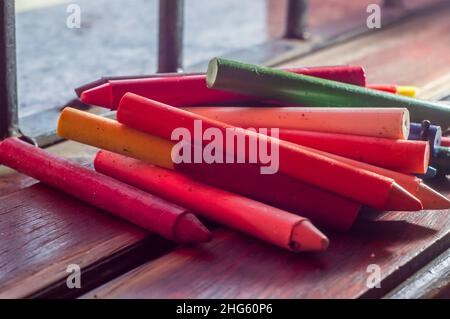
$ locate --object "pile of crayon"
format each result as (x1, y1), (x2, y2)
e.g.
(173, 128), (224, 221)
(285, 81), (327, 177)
(1, 57), (450, 253)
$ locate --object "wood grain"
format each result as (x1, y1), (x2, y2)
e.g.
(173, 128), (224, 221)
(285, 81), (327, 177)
(385, 248), (450, 299)
(82, 4), (450, 299)
(0, 182), (171, 298)
(83, 203), (450, 298)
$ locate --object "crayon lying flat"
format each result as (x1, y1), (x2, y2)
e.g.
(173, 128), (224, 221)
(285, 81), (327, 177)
(183, 106), (410, 139)
(74, 72), (202, 97)
(116, 93), (422, 211)
(367, 84), (418, 97)
(297, 143), (450, 210)
(409, 122), (442, 156)
(95, 151), (329, 251)
(0, 138), (211, 243)
(175, 160), (361, 231)
(57, 108), (362, 231)
(276, 129), (429, 174)
(79, 66), (366, 109)
(206, 57), (450, 130)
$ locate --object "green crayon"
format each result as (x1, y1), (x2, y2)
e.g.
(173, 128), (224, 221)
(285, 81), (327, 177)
(206, 57), (450, 130)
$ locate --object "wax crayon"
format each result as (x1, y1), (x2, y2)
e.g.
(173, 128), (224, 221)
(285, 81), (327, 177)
(0, 137), (211, 243)
(431, 146), (450, 176)
(409, 121), (442, 156)
(298, 144), (450, 209)
(416, 166), (437, 179)
(206, 58), (450, 129)
(57, 108), (175, 170)
(276, 129), (429, 174)
(367, 84), (418, 97)
(58, 108), (362, 231)
(183, 106), (409, 139)
(74, 72), (202, 97)
(116, 93), (422, 211)
(79, 66), (366, 109)
(58, 107), (449, 210)
(442, 136), (450, 147)
(95, 151), (329, 251)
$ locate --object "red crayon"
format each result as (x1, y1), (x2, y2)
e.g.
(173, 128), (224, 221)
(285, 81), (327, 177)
(116, 93), (422, 211)
(174, 161), (361, 231)
(0, 138), (211, 243)
(441, 136), (450, 147)
(95, 151), (329, 251)
(80, 66), (366, 109)
(277, 129), (430, 174)
(367, 84), (397, 94)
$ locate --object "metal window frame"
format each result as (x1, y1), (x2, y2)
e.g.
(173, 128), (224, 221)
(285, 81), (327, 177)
(0, 0), (18, 140)
(4, 0), (448, 147)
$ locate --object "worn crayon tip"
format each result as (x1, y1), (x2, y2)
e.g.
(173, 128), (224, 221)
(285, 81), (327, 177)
(417, 183), (450, 210)
(290, 220), (329, 252)
(80, 83), (113, 108)
(386, 183), (423, 211)
(175, 213), (212, 243)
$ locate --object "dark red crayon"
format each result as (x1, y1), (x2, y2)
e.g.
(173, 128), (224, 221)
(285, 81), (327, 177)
(0, 137), (211, 243)
(80, 66), (366, 109)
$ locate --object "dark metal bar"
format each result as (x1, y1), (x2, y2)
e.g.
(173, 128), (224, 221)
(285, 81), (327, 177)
(0, 0), (18, 139)
(285, 0), (309, 39)
(158, 0), (184, 73)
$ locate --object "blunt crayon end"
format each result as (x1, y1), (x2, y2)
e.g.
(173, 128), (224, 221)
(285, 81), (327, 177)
(175, 213), (212, 243)
(206, 58), (220, 88)
(386, 183), (423, 211)
(291, 220), (329, 252)
(397, 86), (418, 97)
(80, 83), (113, 109)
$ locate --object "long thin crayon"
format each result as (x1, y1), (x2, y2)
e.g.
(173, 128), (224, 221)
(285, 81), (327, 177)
(116, 93), (422, 211)
(57, 108), (362, 231)
(183, 106), (410, 139)
(95, 151), (329, 251)
(0, 138), (211, 243)
(276, 129), (429, 174)
(79, 66), (366, 109)
(206, 58), (450, 129)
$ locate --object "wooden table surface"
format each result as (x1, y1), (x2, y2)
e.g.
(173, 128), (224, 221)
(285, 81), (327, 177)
(1, 2), (450, 299)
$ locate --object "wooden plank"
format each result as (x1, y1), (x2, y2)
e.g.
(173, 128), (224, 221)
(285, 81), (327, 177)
(82, 205), (450, 298)
(0, 183), (177, 298)
(280, 1), (450, 100)
(0, 140), (179, 298)
(81, 4), (450, 299)
(385, 248), (450, 299)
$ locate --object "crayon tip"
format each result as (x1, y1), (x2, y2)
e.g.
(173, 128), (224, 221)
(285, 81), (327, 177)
(174, 213), (212, 243)
(80, 83), (112, 108)
(290, 220), (329, 252)
(416, 183), (450, 210)
(386, 183), (423, 211)
(397, 86), (418, 97)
